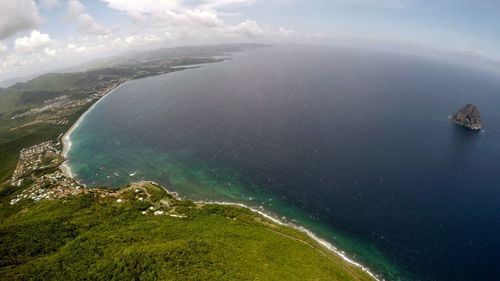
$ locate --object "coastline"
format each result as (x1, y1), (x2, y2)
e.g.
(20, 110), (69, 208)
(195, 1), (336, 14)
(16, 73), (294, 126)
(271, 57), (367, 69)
(57, 87), (382, 281)
(160, 181), (382, 281)
(202, 199), (382, 281)
(59, 81), (129, 180)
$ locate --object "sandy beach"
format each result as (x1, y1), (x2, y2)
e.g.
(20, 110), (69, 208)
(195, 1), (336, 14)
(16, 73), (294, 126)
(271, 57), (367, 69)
(59, 82), (129, 179)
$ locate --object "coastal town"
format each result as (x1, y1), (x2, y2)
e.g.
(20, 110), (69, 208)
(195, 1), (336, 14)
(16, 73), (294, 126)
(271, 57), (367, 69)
(9, 141), (189, 220)
(8, 129), (183, 219)
(10, 140), (63, 187)
(7, 77), (131, 203)
(10, 78), (129, 121)
(9, 170), (84, 205)
(7, 134), (93, 205)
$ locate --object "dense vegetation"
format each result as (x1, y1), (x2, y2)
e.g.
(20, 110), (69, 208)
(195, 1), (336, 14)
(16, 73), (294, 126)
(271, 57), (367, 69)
(0, 184), (373, 280)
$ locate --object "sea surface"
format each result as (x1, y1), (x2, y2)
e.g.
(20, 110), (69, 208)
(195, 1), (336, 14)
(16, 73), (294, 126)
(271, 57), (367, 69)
(66, 46), (500, 281)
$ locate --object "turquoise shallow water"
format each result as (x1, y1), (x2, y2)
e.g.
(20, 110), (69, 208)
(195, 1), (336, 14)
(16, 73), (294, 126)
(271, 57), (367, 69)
(67, 46), (500, 281)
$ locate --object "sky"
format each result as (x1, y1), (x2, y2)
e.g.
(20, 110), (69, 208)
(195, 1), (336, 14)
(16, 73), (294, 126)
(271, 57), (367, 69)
(1, 0), (500, 81)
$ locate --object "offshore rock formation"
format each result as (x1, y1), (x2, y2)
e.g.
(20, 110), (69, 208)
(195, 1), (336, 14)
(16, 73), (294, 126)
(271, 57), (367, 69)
(451, 104), (482, 130)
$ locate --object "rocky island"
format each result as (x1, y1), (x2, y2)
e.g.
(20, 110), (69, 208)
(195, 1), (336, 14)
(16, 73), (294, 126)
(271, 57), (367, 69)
(451, 104), (482, 130)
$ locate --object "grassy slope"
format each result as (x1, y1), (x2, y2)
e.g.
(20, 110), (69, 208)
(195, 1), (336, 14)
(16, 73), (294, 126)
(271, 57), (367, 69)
(0, 73), (85, 115)
(11, 72), (87, 92)
(0, 184), (373, 281)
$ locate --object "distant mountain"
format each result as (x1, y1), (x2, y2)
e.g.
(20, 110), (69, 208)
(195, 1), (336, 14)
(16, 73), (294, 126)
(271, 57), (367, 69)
(65, 43), (268, 72)
(0, 73), (41, 88)
(0, 44), (268, 89)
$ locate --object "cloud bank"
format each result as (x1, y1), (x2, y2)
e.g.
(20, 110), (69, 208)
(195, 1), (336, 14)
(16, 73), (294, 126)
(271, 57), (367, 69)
(0, 0), (42, 40)
(0, 0), (301, 80)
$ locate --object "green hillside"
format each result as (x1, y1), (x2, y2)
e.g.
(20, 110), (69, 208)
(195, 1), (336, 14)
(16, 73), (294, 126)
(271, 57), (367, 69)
(0, 182), (374, 281)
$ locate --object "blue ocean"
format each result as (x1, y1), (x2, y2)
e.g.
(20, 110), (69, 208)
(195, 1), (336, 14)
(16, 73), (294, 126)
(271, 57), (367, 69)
(66, 46), (500, 281)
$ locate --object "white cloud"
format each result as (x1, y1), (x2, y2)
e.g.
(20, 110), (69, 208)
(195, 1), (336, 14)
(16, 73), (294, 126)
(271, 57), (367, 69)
(200, 0), (256, 9)
(67, 0), (109, 34)
(306, 32), (325, 38)
(14, 30), (51, 51)
(223, 20), (263, 37)
(0, 0), (42, 40)
(101, 0), (181, 24)
(222, 21), (297, 39)
(66, 44), (86, 53)
(100, 0), (295, 41)
(276, 27), (295, 37)
(102, 0), (256, 13)
(67, 0), (85, 15)
(39, 0), (61, 9)
(102, 0), (181, 13)
(125, 34), (161, 46)
(101, 0), (273, 39)
(44, 47), (56, 56)
(0, 0), (300, 80)
(103, 1), (224, 29)
(154, 9), (224, 28)
(333, 0), (415, 9)
(0, 42), (7, 53)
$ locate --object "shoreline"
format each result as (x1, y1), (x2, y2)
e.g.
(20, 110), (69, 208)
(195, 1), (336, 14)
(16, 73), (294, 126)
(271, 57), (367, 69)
(204, 200), (382, 281)
(159, 182), (382, 281)
(59, 81), (129, 180)
(58, 85), (383, 281)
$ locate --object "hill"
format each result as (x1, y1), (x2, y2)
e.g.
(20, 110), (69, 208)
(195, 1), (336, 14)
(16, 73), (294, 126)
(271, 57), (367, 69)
(0, 182), (374, 281)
